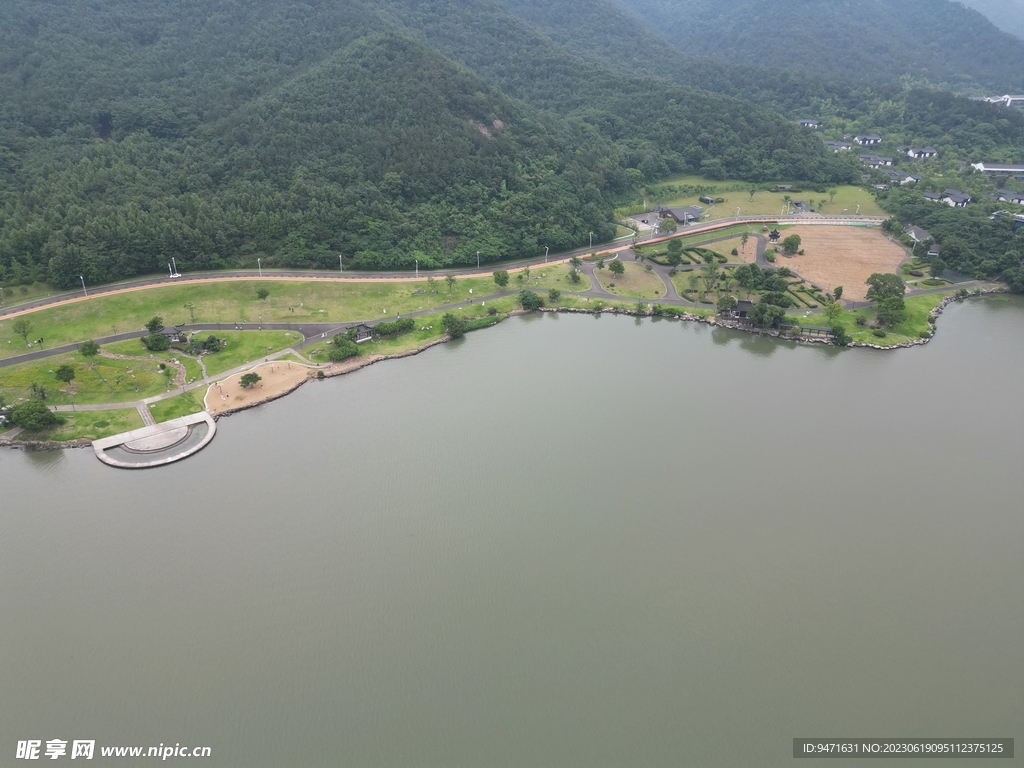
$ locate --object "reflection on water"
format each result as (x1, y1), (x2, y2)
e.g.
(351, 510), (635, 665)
(0, 297), (1022, 768)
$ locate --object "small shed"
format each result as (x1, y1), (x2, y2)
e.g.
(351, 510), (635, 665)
(160, 326), (188, 344)
(352, 323), (373, 343)
(768, 229), (781, 243)
(735, 300), (755, 319)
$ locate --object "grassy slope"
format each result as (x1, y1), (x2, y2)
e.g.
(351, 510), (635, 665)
(642, 177), (884, 219)
(594, 263), (666, 298)
(0, 273), (597, 360)
(16, 409), (144, 442)
(148, 390), (206, 423)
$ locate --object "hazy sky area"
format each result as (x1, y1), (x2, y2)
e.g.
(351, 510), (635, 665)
(959, 0), (1024, 39)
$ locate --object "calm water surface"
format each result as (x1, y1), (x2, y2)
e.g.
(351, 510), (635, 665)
(1, 297), (1022, 766)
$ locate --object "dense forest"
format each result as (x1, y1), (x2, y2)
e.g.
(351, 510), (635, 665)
(490, 0), (1024, 159)
(615, 0), (1024, 94)
(958, 0), (1024, 40)
(0, 0), (855, 288)
(2, 0), (1023, 291)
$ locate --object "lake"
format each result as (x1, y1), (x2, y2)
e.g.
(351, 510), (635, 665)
(1, 296), (1022, 766)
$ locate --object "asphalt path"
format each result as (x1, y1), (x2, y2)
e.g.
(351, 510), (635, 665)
(0, 215), (883, 320)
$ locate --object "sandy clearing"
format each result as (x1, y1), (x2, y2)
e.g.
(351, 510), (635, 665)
(776, 226), (907, 301)
(205, 359), (316, 415)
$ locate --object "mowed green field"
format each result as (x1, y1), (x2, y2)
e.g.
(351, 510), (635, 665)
(833, 292), (948, 346)
(0, 270), (593, 360)
(594, 263), (667, 298)
(630, 176), (884, 220)
(15, 408), (145, 442)
(0, 352), (177, 405)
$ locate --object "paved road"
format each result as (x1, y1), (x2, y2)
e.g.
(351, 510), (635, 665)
(0, 215), (884, 321)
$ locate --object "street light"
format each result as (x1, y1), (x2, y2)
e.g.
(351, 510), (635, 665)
(257, 258), (262, 278)
(589, 232), (594, 248)
(415, 259), (418, 277)
(339, 254), (343, 273)
(544, 246), (549, 262)
(477, 251), (480, 269)
(171, 257), (180, 277)
(856, 204), (861, 215)
(80, 276), (88, 297)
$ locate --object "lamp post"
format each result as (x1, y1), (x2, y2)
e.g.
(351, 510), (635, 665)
(589, 232), (594, 249)
(80, 276), (88, 297)
(171, 257), (179, 277)
(339, 254), (343, 273)
(544, 246), (549, 263)
(415, 259), (418, 277)
(477, 251), (480, 269)
(257, 258), (262, 278)
(736, 207), (741, 220)
(856, 204), (861, 215)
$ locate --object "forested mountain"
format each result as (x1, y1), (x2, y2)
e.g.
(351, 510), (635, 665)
(0, 0), (849, 289)
(488, 0), (1024, 159)
(958, 0), (1024, 41)
(614, 0), (1024, 94)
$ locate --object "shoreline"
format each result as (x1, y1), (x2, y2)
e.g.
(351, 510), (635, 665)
(0, 289), (1011, 451)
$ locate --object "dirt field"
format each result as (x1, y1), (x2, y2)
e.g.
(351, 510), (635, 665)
(205, 359), (315, 415)
(776, 226), (906, 301)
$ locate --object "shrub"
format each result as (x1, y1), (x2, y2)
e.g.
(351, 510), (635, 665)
(141, 333), (170, 351)
(872, 329), (887, 338)
(831, 324), (851, 347)
(919, 331), (931, 339)
(442, 313), (468, 338)
(731, 248), (738, 256)
(328, 338), (358, 361)
(9, 399), (61, 431)
(492, 270), (509, 288)
(548, 288), (561, 302)
(487, 306), (498, 315)
(317, 370), (325, 380)
(519, 290), (543, 310)
(371, 318), (415, 338)
(855, 315), (868, 326)
(909, 270), (924, 277)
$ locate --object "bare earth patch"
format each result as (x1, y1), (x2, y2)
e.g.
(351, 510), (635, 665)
(778, 226), (906, 301)
(205, 360), (314, 415)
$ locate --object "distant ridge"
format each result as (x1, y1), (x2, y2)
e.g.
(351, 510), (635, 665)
(612, 0), (1024, 94)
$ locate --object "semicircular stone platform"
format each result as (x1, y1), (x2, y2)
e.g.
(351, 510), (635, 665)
(92, 412), (216, 469)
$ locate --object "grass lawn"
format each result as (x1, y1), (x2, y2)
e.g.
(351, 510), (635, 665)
(833, 292), (947, 346)
(0, 281), (64, 309)
(0, 275), (511, 360)
(16, 408), (144, 442)
(201, 331), (300, 376)
(103, 339), (204, 382)
(595, 263), (666, 298)
(148, 390), (206, 423)
(512, 267), (591, 293)
(0, 352), (179, 405)
(639, 175), (884, 219)
(710, 236), (755, 262)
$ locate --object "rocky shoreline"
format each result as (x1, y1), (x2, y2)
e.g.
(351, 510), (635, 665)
(3, 288), (1012, 450)
(539, 286), (1010, 350)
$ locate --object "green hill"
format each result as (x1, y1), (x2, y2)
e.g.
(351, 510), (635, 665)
(0, 0), (848, 289)
(613, 0), (1024, 94)
(958, 0), (1024, 41)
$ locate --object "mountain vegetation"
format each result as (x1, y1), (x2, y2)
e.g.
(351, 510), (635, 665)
(614, 0), (1024, 94)
(0, 0), (850, 290)
(958, 0), (1024, 40)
